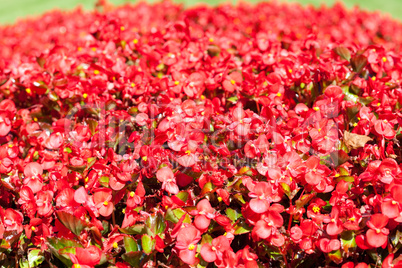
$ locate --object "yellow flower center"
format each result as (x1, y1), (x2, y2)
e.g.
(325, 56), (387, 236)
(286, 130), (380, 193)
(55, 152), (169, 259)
(120, 26), (125, 31)
(133, 39), (138, 44)
(31, 226), (36, 231)
(73, 264), (81, 268)
(188, 244), (195, 250)
(312, 206), (320, 213)
(103, 201), (109, 206)
(185, 150), (191, 155)
(313, 107), (319, 111)
(26, 88), (31, 94)
(230, 80), (236, 85)
(94, 70), (100, 75)
(349, 217), (355, 222)
(376, 229), (381, 234)
(382, 57), (387, 62)
(288, 69), (292, 73)
(113, 242), (118, 248)
(130, 191), (135, 198)
(174, 81), (180, 85)
(276, 92), (282, 97)
(142, 156), (147, 161)
(83, 93), (88, 98)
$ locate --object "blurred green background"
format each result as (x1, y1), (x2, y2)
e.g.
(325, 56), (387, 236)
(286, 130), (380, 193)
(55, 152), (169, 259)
(0, 0), (400, 25)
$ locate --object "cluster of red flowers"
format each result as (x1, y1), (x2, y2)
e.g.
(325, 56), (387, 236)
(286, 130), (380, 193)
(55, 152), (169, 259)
(1, 1), (402, 267)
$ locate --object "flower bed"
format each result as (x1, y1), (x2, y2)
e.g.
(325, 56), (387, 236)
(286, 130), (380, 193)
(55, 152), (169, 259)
(1, 1), (402, 267)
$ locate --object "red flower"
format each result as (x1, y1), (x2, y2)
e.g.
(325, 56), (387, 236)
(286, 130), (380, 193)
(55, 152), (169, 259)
(366, 214), (389, 247)
(175, 225), (201, 265)
(93, 188), (114, 217)
(252, 210), (283, 240)
(200, 235), (231, 263)
(36, 190), (54, 217)
(2, 208), (23, 233)
(23, 162), (44, 194)
(222, 71), (242, 93)
(373, 119), (395, 139)
(318, 238), (340, 253)
(126, 181), (145, 208)
(0, 112), (11, 136)
(69, 245), (102, 268)
(247, 182), (278, 214)
(190, 199), (215, 231)
(156, 167), (179, 194)
(304, 156), (327, 187)
(323, 206), (343, 236)
(18, 186), (37, 217)
(229, 105), (251, 136)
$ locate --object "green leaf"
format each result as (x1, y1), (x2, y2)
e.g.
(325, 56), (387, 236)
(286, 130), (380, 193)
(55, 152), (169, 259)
(47, 237), (82, 250)
(98, 176), (109, 187)
(201, 181), (214, 195)
(295, 193), (315, 209)
(119, 224), (146, 235)
(19, 259), (29, 268)
(200, 234), (213, 245)
(47, 238), (82, 267)
(227, 96), (238, 103)
(233, 193), (246, 204)
(27, 249), (45, 267)
(1, 231), (21, 250)
(359, 96), (374, 105)
(124, 236), (138, 253)
(165, 208), (191, 224)
(105, 100), (117, 111)
(234, 220), (252, 234)
(145, 213), (166, 235)
(56, 211), (87, 236)
(122, 251), (142, 267)
(141, 234), (155, 255)
(0, 239), (10, 250)
(86, 119), (98, 135)
(341, 231), (357, 253)
(328, 249), (342, 264)
(175, 191), (189, 203)
(165, 208), (179, 223)
(225, 208), (242, 222)
(335, 176), (355, 183)
(280, 183), (291, 197)
(391, 230), (402, 247)
(351, 54), (367, 73)
(333, 47), (351, 61)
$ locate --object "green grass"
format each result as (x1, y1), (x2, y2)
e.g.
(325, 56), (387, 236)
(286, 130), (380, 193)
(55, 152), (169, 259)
(0, 0), (400, 25)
